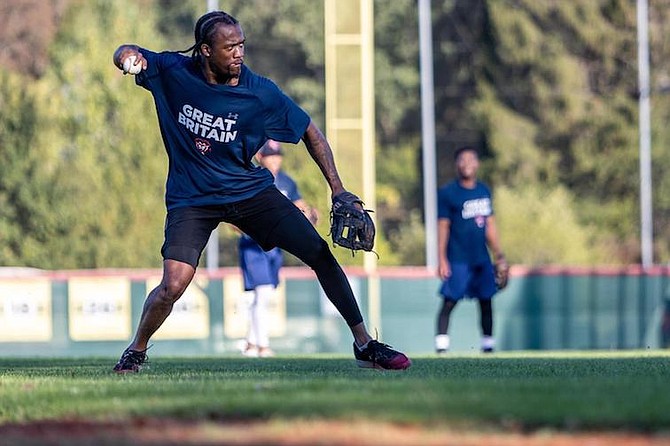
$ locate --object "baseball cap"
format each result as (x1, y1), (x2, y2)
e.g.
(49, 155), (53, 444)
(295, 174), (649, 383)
(259, 140), (283, 156)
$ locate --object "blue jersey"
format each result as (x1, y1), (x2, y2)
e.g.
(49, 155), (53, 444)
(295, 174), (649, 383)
(135, 49), (310, 210)
(274, 170), (301, 202)
(437, 180), (493, 265)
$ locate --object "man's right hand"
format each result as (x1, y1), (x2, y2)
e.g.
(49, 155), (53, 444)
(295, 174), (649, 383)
(438, 259), (451, 280)
(113, 45), (146, 73)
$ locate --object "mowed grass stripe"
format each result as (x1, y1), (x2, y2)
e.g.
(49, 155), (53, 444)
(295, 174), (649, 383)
(1, 351), (669, 431)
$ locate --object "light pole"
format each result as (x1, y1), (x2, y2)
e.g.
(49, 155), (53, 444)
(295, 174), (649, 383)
(637, 0), (653, 268)
(419, 0), (438, 270)
(205, 0), (219, 272)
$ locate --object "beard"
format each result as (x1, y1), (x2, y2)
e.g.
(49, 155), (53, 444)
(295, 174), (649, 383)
(228, 62), (242, 77)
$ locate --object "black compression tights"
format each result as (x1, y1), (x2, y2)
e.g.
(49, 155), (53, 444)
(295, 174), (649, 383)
(437, 298), (493, 337)
(479, 298), (493, 336)
(265, 212), (363, 327)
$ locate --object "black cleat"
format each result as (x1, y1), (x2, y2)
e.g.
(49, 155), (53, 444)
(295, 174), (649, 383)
(354, 340), (412, 370)
(113, 347), (149, 374)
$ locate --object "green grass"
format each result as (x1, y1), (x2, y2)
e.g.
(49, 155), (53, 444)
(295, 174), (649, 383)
(1, 351), (669, 431)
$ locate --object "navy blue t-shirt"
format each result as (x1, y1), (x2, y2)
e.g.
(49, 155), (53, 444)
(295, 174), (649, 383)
(437, 180), (493, 265)
(135, 49), (311, 209)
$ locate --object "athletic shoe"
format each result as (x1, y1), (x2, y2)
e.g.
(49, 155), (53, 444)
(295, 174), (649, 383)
(353, 340), (412, 370)
(481, 336), (495, 354)
(242, 346), (259, 357)
(258, 347), (275, 358)
(113, 347), (149, 373)
(435, 334), (450, 354)
(241, 342), (259, 358)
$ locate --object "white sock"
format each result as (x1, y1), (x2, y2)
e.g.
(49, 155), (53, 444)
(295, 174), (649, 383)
(246, 292), (257, 347)
(252, 284), (274, 348)
(435, 334), (450, 351)
(481, 336), (495, 350)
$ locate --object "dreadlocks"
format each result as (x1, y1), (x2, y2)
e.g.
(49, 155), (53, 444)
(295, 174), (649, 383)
(178, 11), (239, 61)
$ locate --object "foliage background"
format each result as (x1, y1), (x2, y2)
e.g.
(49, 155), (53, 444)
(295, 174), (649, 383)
(1, 0), (669, 269)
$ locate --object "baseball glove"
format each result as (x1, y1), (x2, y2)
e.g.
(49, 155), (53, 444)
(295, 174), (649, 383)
(494, 254), (509, 290)
(330, 191), (375, 252)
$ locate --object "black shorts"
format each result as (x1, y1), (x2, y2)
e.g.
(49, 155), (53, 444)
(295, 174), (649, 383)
(162, 187), (305, 268)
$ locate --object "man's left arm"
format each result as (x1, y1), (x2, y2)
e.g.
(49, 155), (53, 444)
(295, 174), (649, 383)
(485, 215), (504, 260)
(302, 121), (375, 251)
(301, 121), (346, 198)
(486, 215), (509, 289)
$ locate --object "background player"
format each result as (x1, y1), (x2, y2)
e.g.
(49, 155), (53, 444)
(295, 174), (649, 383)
(111, 10), (411, 372)
(435, 146), (506, 353)
(238, 139), (318, 358)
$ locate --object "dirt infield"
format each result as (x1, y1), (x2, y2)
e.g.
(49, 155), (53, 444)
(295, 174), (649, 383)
(1, 419), (668, 446)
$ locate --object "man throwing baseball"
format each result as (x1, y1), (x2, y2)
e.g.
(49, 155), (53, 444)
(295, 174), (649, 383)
(434, 146), (508, 354)
(111, 10), (410, 372)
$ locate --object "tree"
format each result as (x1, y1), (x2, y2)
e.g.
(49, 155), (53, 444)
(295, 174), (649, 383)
(0, 0), (168, 268)
(3, 0), (670, 268)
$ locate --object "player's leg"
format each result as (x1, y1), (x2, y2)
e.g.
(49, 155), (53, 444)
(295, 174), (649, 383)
(113, 259), (196, 373)
(239, 239), (277, 357)
(232, 189), (365, 332)
(269, 216), (363, 334)
(243, 288), (259, 357)
(114, 206), (219, 373)
(472, 262), (497, 353)
(478, 298), (495, 352)
(254, 248), (283, 358)
(232, 188), (410, 369)
(131, 259), (196, 351)
(252, 284), (275, 357)
(271, 215), (411, 369)
(435, 299), (457, 353)
(435, 263), (468, 353)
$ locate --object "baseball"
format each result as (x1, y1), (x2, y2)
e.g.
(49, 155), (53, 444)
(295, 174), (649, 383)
(122, 55), (142, 75)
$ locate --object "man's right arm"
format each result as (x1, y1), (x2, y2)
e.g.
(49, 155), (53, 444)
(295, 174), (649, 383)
(112, 45), (147, 73)
(437, 218), (451, 280)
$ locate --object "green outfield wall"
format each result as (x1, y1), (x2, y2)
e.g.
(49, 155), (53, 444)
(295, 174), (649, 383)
(0, 265), (667, 357)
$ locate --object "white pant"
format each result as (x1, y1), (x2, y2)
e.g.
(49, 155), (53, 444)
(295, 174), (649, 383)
(246, 284), (273, 348)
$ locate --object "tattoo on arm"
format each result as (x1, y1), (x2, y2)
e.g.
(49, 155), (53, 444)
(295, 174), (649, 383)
(302, 122), (344, 195)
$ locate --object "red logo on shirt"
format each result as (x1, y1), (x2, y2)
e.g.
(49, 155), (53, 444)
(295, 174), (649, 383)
(195, 138), (211, 155)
